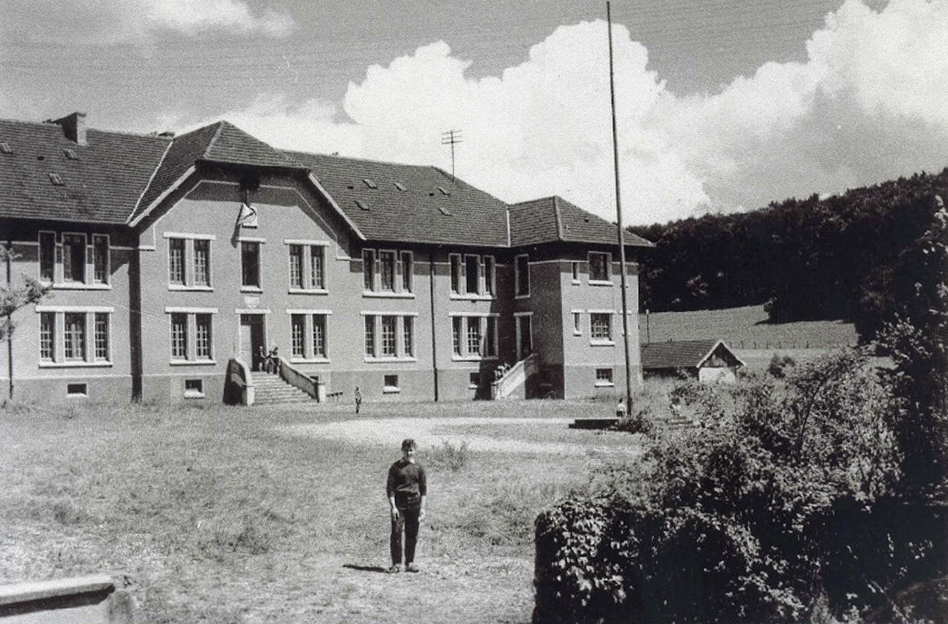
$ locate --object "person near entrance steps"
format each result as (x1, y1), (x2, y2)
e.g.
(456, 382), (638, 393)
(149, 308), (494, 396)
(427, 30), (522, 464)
(386, 438), (427, 573)
(354, 386), (362, 414)
(616, 397), (627, 419)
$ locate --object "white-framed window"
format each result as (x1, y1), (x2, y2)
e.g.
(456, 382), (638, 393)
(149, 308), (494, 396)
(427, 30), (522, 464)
(92, 235), (109, 285)
(195, 314), (212, 360)
(37, 307), (113, 366)
(287, 311), (331, 361)
(515, 254), (530, 297)
(37, 231), (110, 288)
(515, 312), (533, 359)
(571, 261), (581, 283)
(588, 252), (611, 283)
(40, 312), (55, 361)
(450, 314), (499, 360)
(170, 313), (188, 360)
(169, 238), (186, 285)
(166, 308), (218, 363)
(241, 241), (261, 289)
(595, 368), (615, 386)
(590, 312), (613, 342)
(363, 312), (418, 360)
(384, 374), (400, 393)
(287, 241), (328, 292)
(363, 248), (412, 296)
(39, 232), (55, 283)
(166, 234), (214, 289)
(400, 252), (413, 293)
(363, 249), (375, 291)
(63, 312), (86, 361)
(94, 312), (110, 361)
(381, 315), (398, 356)
(573, 312), (582, 336)
(62, 234), (86, 284)
(469, 372), (480, 389)
(380, 251), (396, 292)
(449, 253), (496, 297)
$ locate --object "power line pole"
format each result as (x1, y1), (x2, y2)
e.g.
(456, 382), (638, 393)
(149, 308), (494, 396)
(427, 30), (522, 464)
(607, 1), (635, 411)
(441, 129), (462, 180)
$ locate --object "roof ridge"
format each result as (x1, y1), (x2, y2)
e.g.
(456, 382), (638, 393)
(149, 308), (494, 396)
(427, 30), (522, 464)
(552, 196), (564, 241)
(0, 117), (172, 141)
(283, 149), (436, 171)
(130, 138), (174, 222)
(201, 121), (226, 160)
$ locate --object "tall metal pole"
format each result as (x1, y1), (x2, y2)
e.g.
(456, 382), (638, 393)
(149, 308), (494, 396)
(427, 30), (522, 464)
(608, 1), (634, 409)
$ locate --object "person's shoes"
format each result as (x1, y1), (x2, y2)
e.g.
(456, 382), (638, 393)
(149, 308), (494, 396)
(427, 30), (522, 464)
(387, 564), (402, 574)
(406, 563), (420, 573)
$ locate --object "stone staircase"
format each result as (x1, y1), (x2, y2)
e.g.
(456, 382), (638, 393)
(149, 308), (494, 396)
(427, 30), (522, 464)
(253, 373), (314, 405)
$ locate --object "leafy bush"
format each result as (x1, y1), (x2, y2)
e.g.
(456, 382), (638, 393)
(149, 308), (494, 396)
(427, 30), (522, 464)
(425, 440), (470, 472)
(535, 350), (916, 623)
(767, 353), (796, 378)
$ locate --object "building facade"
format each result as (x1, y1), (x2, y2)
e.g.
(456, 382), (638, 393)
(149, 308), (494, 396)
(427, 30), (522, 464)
(0, 113), (652, 405)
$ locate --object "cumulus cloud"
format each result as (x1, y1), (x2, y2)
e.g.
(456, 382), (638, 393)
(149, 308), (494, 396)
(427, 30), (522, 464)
(167, 0), (948, 225)
(0, 0), (295, 43)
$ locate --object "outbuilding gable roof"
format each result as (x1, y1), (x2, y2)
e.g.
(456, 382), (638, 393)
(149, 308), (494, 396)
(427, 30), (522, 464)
(0, 118), (169, 224)
(509, 196), (653, 248)
(287, 151), (510, 247)
(641, 339), (744, 370)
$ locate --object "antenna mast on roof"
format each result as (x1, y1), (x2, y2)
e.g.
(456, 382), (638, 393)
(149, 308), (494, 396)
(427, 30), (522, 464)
(441, 129), (462, 180)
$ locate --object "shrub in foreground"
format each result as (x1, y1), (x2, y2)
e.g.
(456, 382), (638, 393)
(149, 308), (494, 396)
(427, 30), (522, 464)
(533, 350), (932, 623)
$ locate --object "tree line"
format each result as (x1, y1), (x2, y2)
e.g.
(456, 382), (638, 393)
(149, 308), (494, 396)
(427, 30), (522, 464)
(631, 168), (948, 339)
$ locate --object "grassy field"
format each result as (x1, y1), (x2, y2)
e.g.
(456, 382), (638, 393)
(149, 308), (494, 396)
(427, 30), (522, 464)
(0, 398), (637, 624)
(638, 304), (858, 350)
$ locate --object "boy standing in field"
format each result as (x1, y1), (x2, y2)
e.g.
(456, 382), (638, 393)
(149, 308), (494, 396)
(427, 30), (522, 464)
(386, 438), (427, 573)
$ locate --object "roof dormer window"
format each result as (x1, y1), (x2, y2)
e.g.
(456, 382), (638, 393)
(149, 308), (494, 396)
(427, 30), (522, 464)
(355, 200), (370, 211)
(63, 148), (79, 160)
(437, 206), (452, 216)
(0, 142), (11, 154)
(363, 178), (377, 189)
(394, 182), (407, 191)
(438, 186), (451, 196)
(49, 173), (64, 186)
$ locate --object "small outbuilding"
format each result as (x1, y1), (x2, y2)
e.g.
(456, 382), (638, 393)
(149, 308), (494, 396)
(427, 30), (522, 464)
(641, 339), (745, 383)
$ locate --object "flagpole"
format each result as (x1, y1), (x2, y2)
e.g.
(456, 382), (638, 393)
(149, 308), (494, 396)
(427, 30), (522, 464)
(607, 1), (635, 410)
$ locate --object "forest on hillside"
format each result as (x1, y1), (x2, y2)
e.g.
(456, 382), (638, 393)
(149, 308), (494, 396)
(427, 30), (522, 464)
(630, 168), (948, 340)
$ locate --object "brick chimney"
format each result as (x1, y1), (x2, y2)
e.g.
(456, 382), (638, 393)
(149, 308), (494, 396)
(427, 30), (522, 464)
(51, 112), (87, 146)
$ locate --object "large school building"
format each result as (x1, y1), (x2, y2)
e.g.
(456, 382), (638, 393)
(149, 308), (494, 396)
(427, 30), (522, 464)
(0, 113), (651, 405)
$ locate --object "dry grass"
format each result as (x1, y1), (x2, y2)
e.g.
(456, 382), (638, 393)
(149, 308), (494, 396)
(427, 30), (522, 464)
(0, 398), (638, 624)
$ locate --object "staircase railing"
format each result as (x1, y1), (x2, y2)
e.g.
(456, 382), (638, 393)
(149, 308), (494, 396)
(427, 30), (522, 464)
(491, 353), (538, 399)
(277, 357), (324, 402)
(226, 358), (255, 406)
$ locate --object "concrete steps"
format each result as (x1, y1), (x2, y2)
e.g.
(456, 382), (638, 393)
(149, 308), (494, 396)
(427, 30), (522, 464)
(253, 373), (314, 405)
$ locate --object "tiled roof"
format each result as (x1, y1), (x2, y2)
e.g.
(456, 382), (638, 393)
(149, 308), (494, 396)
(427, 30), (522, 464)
(287, 152), (510, 247)
(0, 118), (169, 224)
(641, 339), (741, 369)
(509, 196), (653, 248)
(132, 121), (305, 223)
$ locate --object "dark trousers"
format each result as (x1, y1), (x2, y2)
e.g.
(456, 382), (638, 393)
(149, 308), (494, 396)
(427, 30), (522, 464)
(390, 503), (420, 565)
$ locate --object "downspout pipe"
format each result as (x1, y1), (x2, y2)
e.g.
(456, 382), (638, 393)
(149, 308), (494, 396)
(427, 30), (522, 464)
(6, 240), (13, 400)
(429, 250), (439, 402)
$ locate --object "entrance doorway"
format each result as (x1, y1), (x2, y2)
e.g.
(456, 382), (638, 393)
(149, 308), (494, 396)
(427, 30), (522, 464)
(240, 314), (265, 371)
(516, 314), (533, 360)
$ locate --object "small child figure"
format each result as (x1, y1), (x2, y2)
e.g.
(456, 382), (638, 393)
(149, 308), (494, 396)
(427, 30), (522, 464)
(354, 386), (362, 414)
(615, 397), (627, 419)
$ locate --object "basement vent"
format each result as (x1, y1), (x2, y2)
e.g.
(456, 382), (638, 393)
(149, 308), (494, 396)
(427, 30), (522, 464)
(437, 206), (452, 216)
(362, 178), (377, 189)
(394, 182), (407, 191)
(48, 173), (65, 186)
(355, 199), (369, 211)
(63, 148), (79, 160)
(0, 142), (11, 154)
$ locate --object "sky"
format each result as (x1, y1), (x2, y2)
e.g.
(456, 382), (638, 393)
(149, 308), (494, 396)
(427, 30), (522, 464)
(1, 0), (946, 226)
